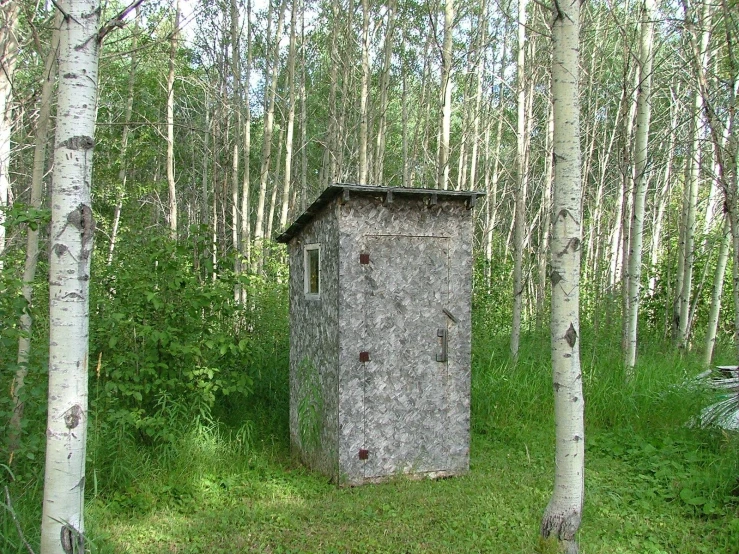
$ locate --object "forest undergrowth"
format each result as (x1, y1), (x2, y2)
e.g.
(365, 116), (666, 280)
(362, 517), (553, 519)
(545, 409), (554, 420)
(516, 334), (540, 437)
(2, 246), (739, 553)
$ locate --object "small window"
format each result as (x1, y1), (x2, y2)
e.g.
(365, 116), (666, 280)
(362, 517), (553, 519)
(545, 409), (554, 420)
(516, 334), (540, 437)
(304, 244), (320, 296)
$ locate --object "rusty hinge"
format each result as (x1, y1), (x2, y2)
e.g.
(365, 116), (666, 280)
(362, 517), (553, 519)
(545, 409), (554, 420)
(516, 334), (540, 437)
(359, 351), (370, 363)
(360, 253), (370, 265)
(358, 449), (369, 460)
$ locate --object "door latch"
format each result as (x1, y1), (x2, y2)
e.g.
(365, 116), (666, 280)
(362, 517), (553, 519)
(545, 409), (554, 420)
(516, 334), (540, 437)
(436, 328), (448, 362)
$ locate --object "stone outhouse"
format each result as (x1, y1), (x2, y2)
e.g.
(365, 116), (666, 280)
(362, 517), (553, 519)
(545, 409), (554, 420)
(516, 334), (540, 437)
(276, 184), (483, 485)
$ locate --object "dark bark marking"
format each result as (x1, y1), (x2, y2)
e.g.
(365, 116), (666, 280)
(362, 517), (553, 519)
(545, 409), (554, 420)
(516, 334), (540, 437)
(551, 270), (563, 286)
(67, 204), (96, 247)
(60, 135), (94, 150)
(64, 404), (82, 429)
(62, 72), (77, 79)
(54, 243), (69, 257)
(565, 323), (577, 347)
(61, 523), (84, 554)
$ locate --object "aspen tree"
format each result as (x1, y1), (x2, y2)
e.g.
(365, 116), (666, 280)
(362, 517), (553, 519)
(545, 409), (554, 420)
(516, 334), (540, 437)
(540, 0), (584, 550)
(280, 0), (298, 229)
(704, 220), (730, 365)
(467, 0), (487, 192)
(373, 0), (396, 185)
(241, 0), (252, 278)
(107, 8), (139, 265)
(358, 0), (370, 184)
(437, 0), (454, 190)
(299, 3), (307, 210)
(624, 0), (656, 369)
(230, 0), (242, 299)
(40, 0), (100, 549)
(0, 0), (18, 274)
(167, 0), (180, 239)
(511, 0), (528, 361)
(253, 0), (286, 270)
(10, 13), (61, 456)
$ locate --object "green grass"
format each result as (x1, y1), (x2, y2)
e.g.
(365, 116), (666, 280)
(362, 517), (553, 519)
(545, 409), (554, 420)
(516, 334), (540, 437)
(3, 328), (739, 553)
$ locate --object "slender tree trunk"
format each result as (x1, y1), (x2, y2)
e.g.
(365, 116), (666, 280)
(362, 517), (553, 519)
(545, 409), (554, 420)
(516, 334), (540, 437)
(241, 0), (252, 282)
(108, 8), (139, 265)
(9, 12), (60, 457)
(648, 85), (679, 295)
(674, 90), (701, 346)
(437, 0), (454, 190)
(253, 0), (286, 270)
(299, 3), (307, 209)
(704, 219), (730, 365)
(373, 0), (396, 185)
(624, 0), (656, 369)
(280, 0), (298, 229)
(540, 0), (584, 550)
(468, 0), (487, 192)
(267, 127), (284, 242)
(40, 0), (100, 550)
(0, 0), (19, 274)
(511, 0), (528, 360)
(167, 0), (180, 240)
(358, 0), (370, 184)
(537, 94), (554, 330)
(230, 0), (242, 299)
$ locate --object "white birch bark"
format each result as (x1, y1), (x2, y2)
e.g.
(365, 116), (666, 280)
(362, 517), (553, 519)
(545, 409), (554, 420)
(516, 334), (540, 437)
(437, 0), (454, 190)
(511, 0), (528, 360)
(540, 0), (584, 550)
(280, 0), (298, 229)
(107, 8), (139, 265)
(703, 219), (729, 365)
(253, 0), (286, 270)
(40, 0), (100, 550)
(358, 0), (370, 184)
(0, 0), (19, 274)
(166, 0), (180, 240)
(624, 0), (656, 369)
(10, 13), (61, 454)
(241, 0), (252, 278)
(230, 0), (241, 298)
(373, 0), (395, 185)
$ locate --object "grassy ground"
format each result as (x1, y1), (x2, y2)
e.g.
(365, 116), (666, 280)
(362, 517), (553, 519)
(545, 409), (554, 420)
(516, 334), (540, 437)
(4, 329), (739, 553)
(81, 424), (738, 554)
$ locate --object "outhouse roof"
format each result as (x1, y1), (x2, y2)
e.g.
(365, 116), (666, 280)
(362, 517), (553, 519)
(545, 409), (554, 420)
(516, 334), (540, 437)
(275, 183), (485, 244)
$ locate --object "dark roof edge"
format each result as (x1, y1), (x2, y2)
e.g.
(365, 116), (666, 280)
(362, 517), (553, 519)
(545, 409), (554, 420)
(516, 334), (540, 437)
(276, 183), (485, 244)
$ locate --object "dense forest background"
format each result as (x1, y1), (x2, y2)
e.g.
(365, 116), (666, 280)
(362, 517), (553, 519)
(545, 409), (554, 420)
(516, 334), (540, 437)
(1, 0), (739, 550)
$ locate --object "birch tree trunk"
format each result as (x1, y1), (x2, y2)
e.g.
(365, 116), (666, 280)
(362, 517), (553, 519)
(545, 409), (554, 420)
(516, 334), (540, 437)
(624, 0), (656, 369)
(167, 0), (180, 240)
(511, 0), (528, 360)
(241, 0), (252, 280)
(373, 0), (396, 185)
(0, 0), (19, 274)
(358, 0), (370, 184)
(253, 0), (286, 270)
(40, 0), (100, 550)
(540, 0), (584, 550)
(703, 219), (730, 366)
(108, 8), (139, 265)
(230, 0), (242, 298)
(437, 0), (454, 190)
(9, 13), (61, 456)
(280, 0), (298, 229)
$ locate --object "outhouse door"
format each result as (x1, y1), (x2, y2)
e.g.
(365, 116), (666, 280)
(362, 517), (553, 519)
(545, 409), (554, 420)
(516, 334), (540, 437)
(361, 234), (451, 479)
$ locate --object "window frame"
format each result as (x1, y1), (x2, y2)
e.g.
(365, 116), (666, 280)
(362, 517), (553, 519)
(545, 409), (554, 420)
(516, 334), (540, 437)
(304, 243), (321, 298)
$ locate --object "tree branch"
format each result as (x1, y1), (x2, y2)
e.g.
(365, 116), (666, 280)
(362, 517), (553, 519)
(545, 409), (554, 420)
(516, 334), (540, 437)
(98, 0), (147, 43)
(3, 486), (36, 554)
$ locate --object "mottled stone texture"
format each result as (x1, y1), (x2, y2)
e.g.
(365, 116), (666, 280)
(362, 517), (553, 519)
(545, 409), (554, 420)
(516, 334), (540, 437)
(284, 186), (476, 485)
